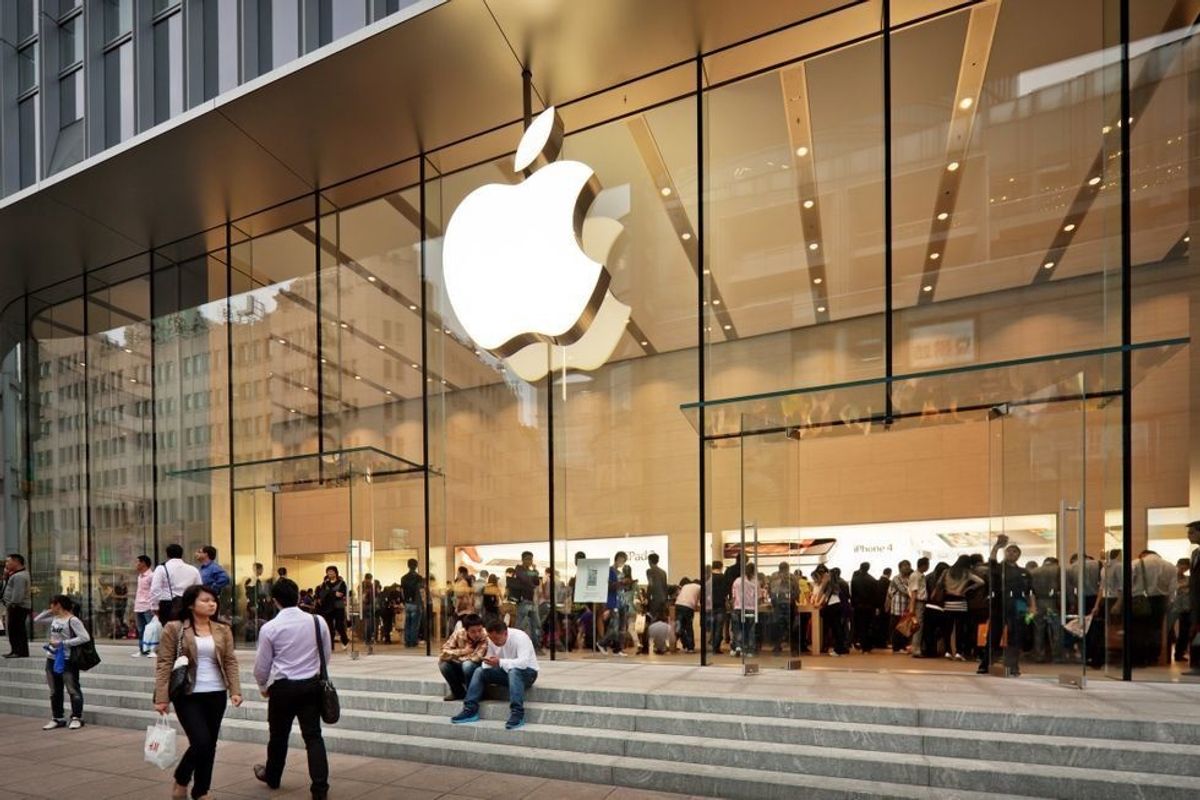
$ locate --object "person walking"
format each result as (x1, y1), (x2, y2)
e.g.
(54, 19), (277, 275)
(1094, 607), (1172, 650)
(316, 566), (349, 651)
(253, 579), (333, 800)
(151, 544), (202, 623)
(133, 555), (155, 657)
(3, 553), (31, 658)
(154, 585), (242, 800)
(34, 594), (89, 730)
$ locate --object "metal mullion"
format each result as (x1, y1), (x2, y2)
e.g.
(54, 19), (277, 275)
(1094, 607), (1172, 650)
(883, 0), (894, 424)
(102, 31), (132, 56)
(1118, 0), (1134, 683)
(419, 154), (432, 658)
(696, 54), (708, 668)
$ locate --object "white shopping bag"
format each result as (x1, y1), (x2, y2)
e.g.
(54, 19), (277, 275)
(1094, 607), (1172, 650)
(142, 617), (162, 654)
(144, 715), (178, 770)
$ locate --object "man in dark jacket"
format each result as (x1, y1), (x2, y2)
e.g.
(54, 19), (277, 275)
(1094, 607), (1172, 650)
(1187, 521), (1200, 674)
(850, 562), (877, 653)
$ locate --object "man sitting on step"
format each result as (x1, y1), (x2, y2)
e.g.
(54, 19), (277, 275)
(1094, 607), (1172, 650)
(450, 619), (539, 731)
(438, 613), (488, 701)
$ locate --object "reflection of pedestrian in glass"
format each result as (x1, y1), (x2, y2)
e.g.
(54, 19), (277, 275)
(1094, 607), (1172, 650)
(977, 535), (1035, 676)
(316, 566), (349, 651)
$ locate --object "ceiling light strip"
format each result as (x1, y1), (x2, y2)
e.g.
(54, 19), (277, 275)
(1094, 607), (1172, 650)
(780, 63), (829, 324)
(267, 331), (411, 402)
(626, 114), (737, 341)
(917, 0), (1000, 305)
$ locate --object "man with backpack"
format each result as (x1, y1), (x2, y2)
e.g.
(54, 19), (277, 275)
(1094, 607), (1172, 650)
(150, 544), (201, 622)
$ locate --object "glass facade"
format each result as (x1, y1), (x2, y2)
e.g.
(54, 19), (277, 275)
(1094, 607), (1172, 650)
(0, 1), (1198, 683)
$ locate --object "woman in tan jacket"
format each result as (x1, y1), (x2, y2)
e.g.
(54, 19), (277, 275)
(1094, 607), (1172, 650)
(154, 584), (243, 800)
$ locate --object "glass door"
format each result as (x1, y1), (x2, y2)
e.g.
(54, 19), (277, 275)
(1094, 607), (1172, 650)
(985, 372), (1087, 685)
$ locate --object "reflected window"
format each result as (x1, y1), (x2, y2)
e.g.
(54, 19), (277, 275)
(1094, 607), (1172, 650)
(202, 0), (239, 101)
(105, 42), (135, 146)
(17, 0), (35, 41)
(58, 13), (83, 71)
(59, 68), (83, 125)
(18, 97), (37, 188)
(259, 0), (302, 75)
(18, 43), (37, 94)
(103, 0), (133, 42)
(153, 9), (184, 123)
(319, 0), (367, 44)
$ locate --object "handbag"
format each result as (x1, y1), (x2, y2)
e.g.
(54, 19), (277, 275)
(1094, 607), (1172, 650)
(895, 614), (916, 638)
(68, 617), (101, 671)
(314, 616), (340, 724)
(167, 622), (192, 702)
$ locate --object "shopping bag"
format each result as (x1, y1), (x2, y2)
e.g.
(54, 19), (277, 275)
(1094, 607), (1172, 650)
(142, 617), (162, 654)
(143, 716), (178, 770)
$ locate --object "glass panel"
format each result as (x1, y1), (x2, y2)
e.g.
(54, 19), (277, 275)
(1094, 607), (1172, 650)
(58, 15), (82, 70)
(18, 44), (37, 94)
(260, 0), (301, 74)
(104, 0), (133, 42)
(154, 12), (184, 124)
(153, 0), (180, 14)
(17, 0), (34, 41)
(18, 97), (37, 189)
(1, 301), (29, 602)
(105, 42), (135, 146)
(202, 0), (239, 101)
(320, 0), (367, 44)
(86, 262), (154, 642)
(59, 69), (83, 125)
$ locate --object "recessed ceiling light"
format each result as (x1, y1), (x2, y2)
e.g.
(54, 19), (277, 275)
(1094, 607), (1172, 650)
(959, 97), (974, 110)
(320, 358), (327, 364)
(385, 390), (392, 396)
(354, 375), (361, 380)
(302, 386), (309, 391)
(702, 269), (711, 275)
(681, 232), (692, 241)
(378, 344), (386, 350)
(817, 306), (826, 313)
(78, 362), (86, 367)
(411, 363), (419, 369)
(408, 304), (417, 311)
(1185, 236), (1191, 243)
(1088, 176), (1101, 186)
(808, 242), (819, 251)
(289, 408), (296, 414)
(123, 348), (132, 354)
(803, 200), (814, 209)
(1102, 125), (1112, 134)
(930, 252), (940, 260)
(947, 161), (960, 172)
(712, 299), (721, 306)
(660, 187), (672, 197)
(367, 275), (376, 282)
(813, 277), (823, 285)
(278, 338), (286, 345)
(129, 378), (137, 383)
(441, 379), (447, 386)
(1063, 223), (1076, 232)
(922, 285), (933, 292)
(723, 324), (731, 331)
(340, 322), (348, 329)
(640, 341), (648, 346)
(796, 146), (809, 157)
(937, 212), (949, 221)
(1043, 261), (1055, 270)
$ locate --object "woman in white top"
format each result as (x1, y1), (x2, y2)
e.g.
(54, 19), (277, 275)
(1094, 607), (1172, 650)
(34, 594), (91, 730)
(154, 584), (242, 800)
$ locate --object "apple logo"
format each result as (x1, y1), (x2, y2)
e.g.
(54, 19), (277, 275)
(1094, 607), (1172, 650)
(443, 106), (630, 379)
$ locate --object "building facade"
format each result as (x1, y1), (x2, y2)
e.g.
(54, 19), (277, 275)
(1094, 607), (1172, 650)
(0, 0), (1198, 682)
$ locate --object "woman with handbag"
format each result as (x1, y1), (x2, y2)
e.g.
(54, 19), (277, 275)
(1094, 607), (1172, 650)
(34, 594), (90, 730)
(154, 584), (243, 800)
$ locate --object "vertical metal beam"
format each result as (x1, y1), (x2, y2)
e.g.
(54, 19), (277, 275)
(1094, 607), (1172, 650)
(315, 191), (326, 459)
(21, 293), (33, 626)
(1119, 0), (1134, 683)
(226, 221), (236, 641)
(696, 54), (708, 668)
(419, 154), (432, 657)
(149, 254), (159, 562)
(883, 0), (894, 424)
(81, 284), (94, 629)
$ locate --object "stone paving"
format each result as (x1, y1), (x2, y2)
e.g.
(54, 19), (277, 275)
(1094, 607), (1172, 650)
(0, 712), (701, 800)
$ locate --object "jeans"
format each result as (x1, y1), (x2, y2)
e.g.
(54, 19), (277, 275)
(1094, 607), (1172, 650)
(515, 600), (541, 649)
(135, 610), (155, 654)
(1032, 607), (1063, 662)
(173, 691), (227, 799)
(732, 610), (756, 654)
(675, 606), (695, 651)
(264, 677), (328, 795)
(771, 601), (792, 653)
(910, 601), (926, 655)
(463, 666), (538, 718)
(44, 659), (83, 720)
(439, 659), (480, 700)
(6, 605), (30, 656)
(404, 602), (422, 647)
(600, 607), (624, 653)
(709, 609), (725, 653)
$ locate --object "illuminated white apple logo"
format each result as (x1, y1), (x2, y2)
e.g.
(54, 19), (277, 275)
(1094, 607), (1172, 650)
(443, 107), (629, 370)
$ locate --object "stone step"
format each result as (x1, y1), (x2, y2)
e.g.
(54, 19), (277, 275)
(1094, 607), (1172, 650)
(0, 694), (1044, 800)
(3, 679), (1199, 798)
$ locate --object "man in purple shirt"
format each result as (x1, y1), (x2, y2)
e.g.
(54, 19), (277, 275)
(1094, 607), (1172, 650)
(252, 579), (332, 800)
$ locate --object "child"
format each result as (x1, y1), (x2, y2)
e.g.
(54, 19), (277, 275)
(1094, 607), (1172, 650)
(34, 594), (90, 730)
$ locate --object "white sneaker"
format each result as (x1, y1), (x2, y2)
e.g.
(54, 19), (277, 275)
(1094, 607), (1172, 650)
(42, 720), (65, 731)
(68, 718), (83, 730)
(144, 651), (155, 658)
(130, 651), (145, 658)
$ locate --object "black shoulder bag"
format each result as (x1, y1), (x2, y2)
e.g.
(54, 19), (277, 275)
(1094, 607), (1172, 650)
(314, 616), (340, 724)
(67, 617), (102, 671)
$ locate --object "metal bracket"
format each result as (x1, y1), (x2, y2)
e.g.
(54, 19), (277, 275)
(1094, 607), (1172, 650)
(785, 658), (803, 671)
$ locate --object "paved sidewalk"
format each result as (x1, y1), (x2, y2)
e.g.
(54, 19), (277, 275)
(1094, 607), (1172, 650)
(0, 713), (701, 800)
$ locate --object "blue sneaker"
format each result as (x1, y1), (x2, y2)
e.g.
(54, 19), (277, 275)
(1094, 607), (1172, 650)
(504, 715), (526, 730)
(450, 710), (479, 724)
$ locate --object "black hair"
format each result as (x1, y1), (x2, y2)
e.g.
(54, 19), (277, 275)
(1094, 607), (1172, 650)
(137, 555), (152, 568)
(180, 584), (219, 623)
(711, 560), (723, 570)
(648, 553), (659, 565)
(461, 613), (483, 629)
(49, 594), (73, 612)
(521, 551), (533, 560)
(615, 551), (628, 562)
(272, 578), (300, 608)
(166, 543), (184, 559)
(574, 551), (586, 563)
(200, 545), (217, 561)
(916, 557), (930, 570)
(325, 565), (340, 577)
(407, 559), (419, 570)
(485, 620), (508, 634)
(860, 562), (870, 571)
(278, 567), (288, 576)
(6, 553), (25, 566)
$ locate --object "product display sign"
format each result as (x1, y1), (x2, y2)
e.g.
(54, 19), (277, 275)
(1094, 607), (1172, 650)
(573, 558), (611, 603)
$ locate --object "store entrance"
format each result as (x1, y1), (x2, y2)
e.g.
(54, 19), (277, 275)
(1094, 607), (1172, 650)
(715, 362), (1099, 681)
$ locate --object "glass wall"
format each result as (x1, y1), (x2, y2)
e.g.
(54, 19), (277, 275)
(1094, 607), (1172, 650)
(1, 0), (1195, 682)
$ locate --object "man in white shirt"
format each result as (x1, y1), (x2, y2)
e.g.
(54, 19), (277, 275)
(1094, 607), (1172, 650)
(149, 543), (201, 622)
(450, 620), (539, 730)
(252, 579), (332, 800)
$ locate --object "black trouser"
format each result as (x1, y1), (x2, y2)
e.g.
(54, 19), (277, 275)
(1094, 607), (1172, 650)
(852, 606), (874, 652)
(6, 605), (30, 656)
(265, 677), (328, 794)
(822, 606), (847, 654)
(675, 606), (695, 651)
(44, 659), (83, 720)
(979, 604), (1023, 672)
(174, 691), (227, 799)
(1173, 612), (1192, 660)
(322, 609), (348, 646)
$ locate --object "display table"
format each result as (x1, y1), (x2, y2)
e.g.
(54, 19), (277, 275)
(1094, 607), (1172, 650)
(798, 604), (821, 654)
